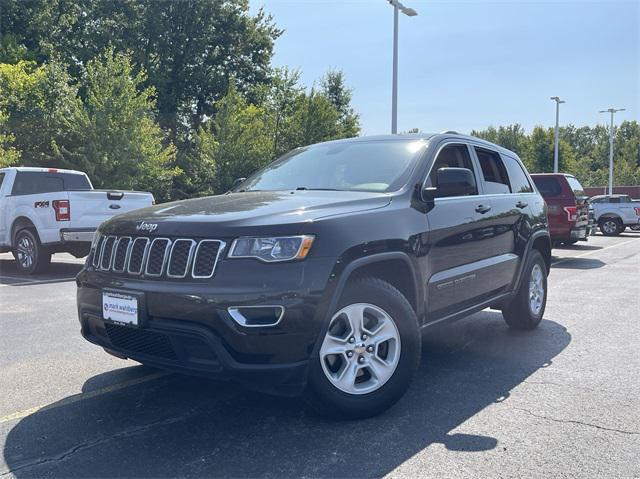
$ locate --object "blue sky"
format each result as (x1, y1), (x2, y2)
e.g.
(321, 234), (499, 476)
(250, 0), (639, 136)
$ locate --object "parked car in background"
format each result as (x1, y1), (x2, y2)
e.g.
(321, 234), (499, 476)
(530, 173), (593, 245)
(589, 194), (640, 235)
(77, 133), (551, 419)
(0, 167), (154, 274)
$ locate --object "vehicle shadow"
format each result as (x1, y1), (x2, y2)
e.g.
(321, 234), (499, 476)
(0, 258), (83, 285)
(2, 312), (571, 478)
(552, 243), (602, 251)
(551, 258), (606, 270)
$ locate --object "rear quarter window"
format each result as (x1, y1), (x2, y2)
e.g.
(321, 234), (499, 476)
(502, 155), (533, 193)
(532, 176), (562, 197)
(565, 176), (586, 197)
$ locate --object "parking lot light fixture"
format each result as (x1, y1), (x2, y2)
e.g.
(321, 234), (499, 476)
(599, 108), (626, 195)
(550, 96), (565, 173)
(388, 0), (418, 134)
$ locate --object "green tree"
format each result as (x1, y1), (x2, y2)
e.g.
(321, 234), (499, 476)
(71, 48), (178, 201)
(320, 70), (360, 138)
(0, 60), (82, 167)
(0, 109), (20, 167)
(0, 0), (282, 140)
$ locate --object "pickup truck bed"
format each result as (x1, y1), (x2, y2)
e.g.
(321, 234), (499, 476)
(0, 167), (154, 273)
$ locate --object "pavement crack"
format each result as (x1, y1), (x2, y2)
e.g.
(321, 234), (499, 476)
(514, 407), (640, 436)
(0, 408), (201, 476)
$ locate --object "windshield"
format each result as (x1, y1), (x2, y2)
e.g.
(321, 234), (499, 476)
(239, 140), (426, 193)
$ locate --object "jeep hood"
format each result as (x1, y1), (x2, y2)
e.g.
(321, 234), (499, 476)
(101, 190), (392, 236)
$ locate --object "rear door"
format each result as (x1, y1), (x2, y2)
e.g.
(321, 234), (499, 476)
(11, 171), (71, 241)
(423, 142), (501, 318)
(470, 146), (523, 292)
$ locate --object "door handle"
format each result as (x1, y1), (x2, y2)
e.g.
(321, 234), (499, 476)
(475, 205), (492, 214)
(516, 201), (528, 209)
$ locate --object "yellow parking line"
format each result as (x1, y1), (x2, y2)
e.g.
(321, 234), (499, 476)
(0, 371), (170, 424)
(552, 238), (638, 266)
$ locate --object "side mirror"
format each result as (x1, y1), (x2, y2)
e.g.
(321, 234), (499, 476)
(424, 167), (476, 199)
(231, 177), (247, 190)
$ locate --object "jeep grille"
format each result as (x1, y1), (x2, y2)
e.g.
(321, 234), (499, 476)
(92, 235), (225, 279)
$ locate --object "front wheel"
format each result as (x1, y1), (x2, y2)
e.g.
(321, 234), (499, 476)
(12, 228), (51, 275)
(305, 277), (420, 419)
(502, 249), (547, 330)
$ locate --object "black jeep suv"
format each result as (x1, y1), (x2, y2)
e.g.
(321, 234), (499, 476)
(77, 133), (551, 418)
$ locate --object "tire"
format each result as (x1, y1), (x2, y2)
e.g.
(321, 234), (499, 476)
(305, 277), (421, 419)
(501, 249), (547, 330)
(12, 228), (51, 275)
(561, 239), (578, 246)
(599, 218), (622, 236)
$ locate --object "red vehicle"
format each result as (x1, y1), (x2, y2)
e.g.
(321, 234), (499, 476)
(530, 173), (591, 245)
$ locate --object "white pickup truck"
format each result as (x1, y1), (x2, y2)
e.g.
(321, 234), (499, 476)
(0, 167), (154, 274)
(590, 194), (640, 236)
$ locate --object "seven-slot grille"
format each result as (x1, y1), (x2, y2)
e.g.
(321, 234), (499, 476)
(92, 235), (224, 279)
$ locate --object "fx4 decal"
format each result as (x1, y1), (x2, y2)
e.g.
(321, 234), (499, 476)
(34, 200), (50, 208)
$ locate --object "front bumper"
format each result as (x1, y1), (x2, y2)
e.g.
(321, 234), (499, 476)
(76, 257), (337, 396)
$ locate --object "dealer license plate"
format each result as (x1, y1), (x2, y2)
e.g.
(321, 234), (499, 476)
(102, 291), (139, 326)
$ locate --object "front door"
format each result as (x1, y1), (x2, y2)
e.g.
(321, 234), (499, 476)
(424, 142), (498, 318)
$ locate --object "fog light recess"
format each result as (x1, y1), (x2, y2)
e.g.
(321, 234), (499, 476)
(227, 306), (285, 327)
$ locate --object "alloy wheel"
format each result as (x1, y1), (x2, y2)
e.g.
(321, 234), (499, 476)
(16, 234), (36, 269)
(319, 303), (401, 395)
(528, 264), (544, 315)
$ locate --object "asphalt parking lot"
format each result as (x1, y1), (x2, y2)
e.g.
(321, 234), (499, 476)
(0, 233), (639, 478)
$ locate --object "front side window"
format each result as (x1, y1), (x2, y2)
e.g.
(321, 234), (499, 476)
(502, 155), (533, 193)
(475, 147), (511, 194)
(426, 143), (477, 194)
(240, 140), (426, 193)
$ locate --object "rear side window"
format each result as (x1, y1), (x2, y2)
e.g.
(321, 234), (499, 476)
(62, 173), (91, 190)
(609, 197), (620, 203)
(11, 171), (91, 195)
(427, 144), (478, 194)
(565, 176), (586, 197)
(0, 173), (5, 191)
(502, 155), (533, 193)
(532, 176), (562, 197)
(475, 147), (511, 194)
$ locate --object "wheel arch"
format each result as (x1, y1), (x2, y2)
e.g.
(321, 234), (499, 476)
(329, 252), (422, 319)
(10, 216), (39, 246)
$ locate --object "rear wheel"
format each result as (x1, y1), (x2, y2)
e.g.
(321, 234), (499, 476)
(600, 218), (622, 236)
(305, 277), (420, 419)
(502, 249), (547, 330)
(12, 228), (51, 275)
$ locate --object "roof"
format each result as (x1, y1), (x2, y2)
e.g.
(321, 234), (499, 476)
(310, 132), (520, 158)
(529, 173), (576, 177)
(0, 166), (86, 174)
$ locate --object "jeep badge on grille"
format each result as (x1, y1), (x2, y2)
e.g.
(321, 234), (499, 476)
(136, 221), (158, 233)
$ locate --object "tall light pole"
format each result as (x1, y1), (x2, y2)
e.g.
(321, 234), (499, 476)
(388, 0), (417, 134)
(550, 96), (565, 173)
(599, 107), (626, 195)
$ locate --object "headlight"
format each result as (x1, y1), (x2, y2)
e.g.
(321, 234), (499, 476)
(229, 235), (315, 262)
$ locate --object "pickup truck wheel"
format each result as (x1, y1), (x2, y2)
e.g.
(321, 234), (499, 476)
(502, 249), (547, 330)
(13, 229), (51, 275)
(599, 218), (622, 236)
(305, 277), (420, 419)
